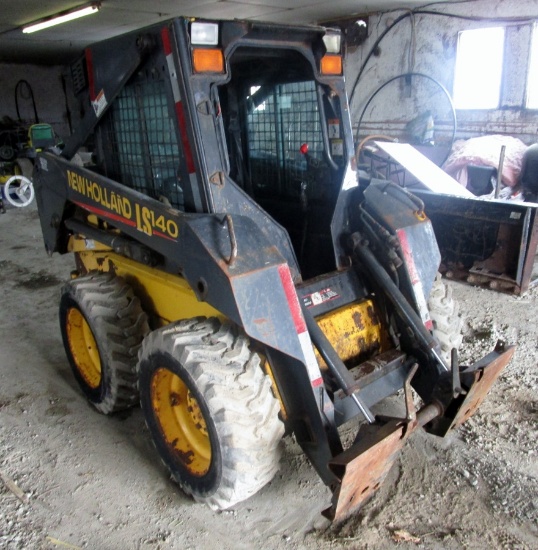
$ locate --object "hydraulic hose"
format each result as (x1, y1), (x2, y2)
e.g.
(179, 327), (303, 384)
(351, 232), (448, 375)
(300, 302), (376, 423)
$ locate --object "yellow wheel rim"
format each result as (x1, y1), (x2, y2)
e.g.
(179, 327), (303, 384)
(66, 307), (101, 389)
(151, 367), (211, 476)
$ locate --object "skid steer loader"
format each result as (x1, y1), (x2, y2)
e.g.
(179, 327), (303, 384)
(33, 17), (514, 522)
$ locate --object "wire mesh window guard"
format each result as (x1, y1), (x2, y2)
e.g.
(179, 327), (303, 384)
(246, 80), (324, 198)
(105, 79), (184, 209)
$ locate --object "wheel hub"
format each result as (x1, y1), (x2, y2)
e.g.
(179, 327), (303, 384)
(151, 367), (211, 476)
(66, 307), (101, 389)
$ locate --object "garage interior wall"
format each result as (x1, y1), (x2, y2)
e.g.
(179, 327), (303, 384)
(347, 0), (538, 145)
(0, 64), (75, 140)
(1, 0), (537, 148)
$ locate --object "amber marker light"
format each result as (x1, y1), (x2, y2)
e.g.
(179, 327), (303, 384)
(193, 48), (224, 73)
(320, 54), (342, 75)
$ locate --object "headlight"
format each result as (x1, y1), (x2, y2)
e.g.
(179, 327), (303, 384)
(191, 22), (219, 45)
(323, 33), (341, 54)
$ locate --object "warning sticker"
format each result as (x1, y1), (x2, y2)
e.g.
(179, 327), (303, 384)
(328, 119), (340, 138)
(92, 89), (108, 118)
(331, 139), (344, 156)
(303, 287), (340, 308)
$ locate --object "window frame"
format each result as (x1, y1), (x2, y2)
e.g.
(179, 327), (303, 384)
(526, 22), (538, 110)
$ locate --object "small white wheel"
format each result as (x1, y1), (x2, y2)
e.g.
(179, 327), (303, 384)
(3, 175), (34, 207)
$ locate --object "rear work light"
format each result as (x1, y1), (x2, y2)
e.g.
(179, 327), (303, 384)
(193, 48), (224, 73)
(320, 54), (342, 75)
(323, 33), (341, 54)
(191, 22), (219, 45)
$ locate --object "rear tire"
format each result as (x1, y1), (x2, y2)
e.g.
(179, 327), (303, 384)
(59, 272), (149, 414)
(138, 317), (284, 509)
(428, 274), (463, 362)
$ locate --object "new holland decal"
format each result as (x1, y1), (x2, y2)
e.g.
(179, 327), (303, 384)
(66, 169), (179, 241)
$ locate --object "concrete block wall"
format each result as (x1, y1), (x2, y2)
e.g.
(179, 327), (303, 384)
(347, 0), (538, 146)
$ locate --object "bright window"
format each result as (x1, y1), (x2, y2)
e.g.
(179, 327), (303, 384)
(453, 27), (505, 109)
(526, 24), (538, 109)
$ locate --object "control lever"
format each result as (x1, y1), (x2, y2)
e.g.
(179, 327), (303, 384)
(299, 143), (310, 262)
(451, 348), (463, 397)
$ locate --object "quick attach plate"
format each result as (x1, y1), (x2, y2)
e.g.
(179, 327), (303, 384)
(433, 342), (516, 437)
(323, 416), (419, 522)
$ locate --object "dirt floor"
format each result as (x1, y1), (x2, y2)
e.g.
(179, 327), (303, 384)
(1, 202), (537, 550)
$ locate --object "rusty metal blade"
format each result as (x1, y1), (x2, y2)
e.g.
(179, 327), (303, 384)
(424, 343), (516, 437)
(448, 344), (515, 432)
(323, 418), (419, 522)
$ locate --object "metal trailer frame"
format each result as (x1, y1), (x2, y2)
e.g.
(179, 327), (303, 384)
(413, 190), (538, 295)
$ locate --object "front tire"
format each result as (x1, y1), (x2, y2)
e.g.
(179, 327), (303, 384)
(59, 272), (149, 414)
(428, 274), (463, 362)
(138, 318), (284, 509)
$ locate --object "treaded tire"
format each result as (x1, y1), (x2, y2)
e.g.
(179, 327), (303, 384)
(428, 274), (464, 362)
(138, 317), (285, 509)
(59, 272), (149, 414)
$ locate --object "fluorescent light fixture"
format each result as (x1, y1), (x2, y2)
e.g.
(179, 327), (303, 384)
(22, 3), (100, 34)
